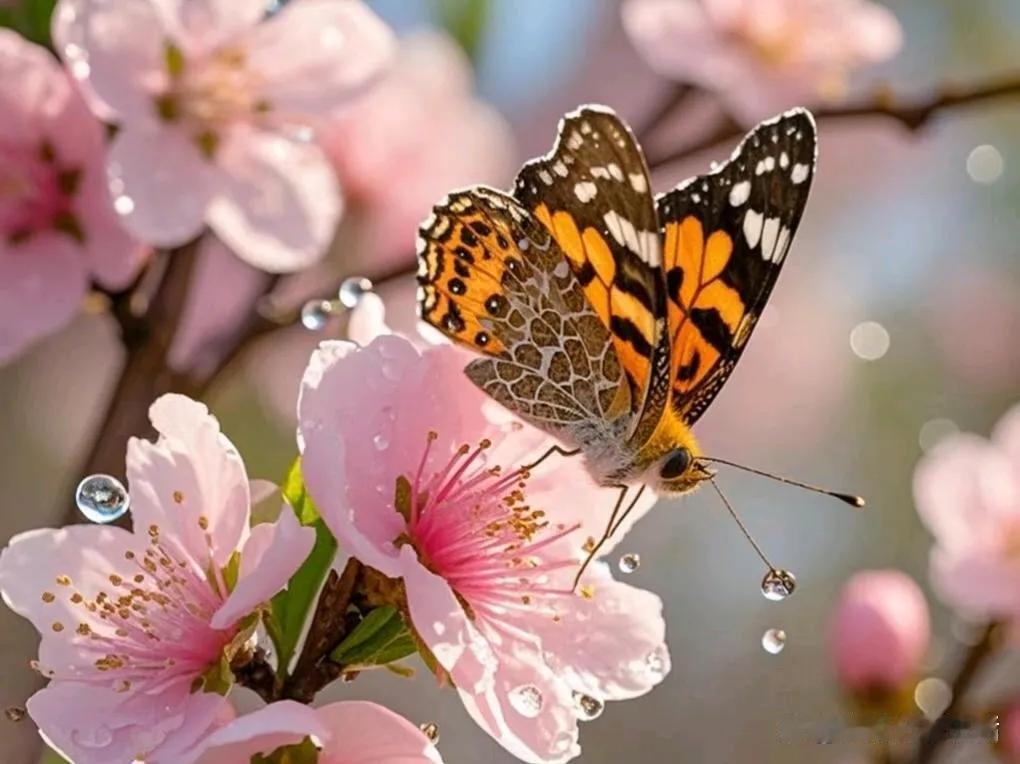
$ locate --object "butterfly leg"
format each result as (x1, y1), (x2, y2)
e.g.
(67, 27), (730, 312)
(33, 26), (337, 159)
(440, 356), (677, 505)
(572, 484), (643, 590)
(522, 444), (581, 473)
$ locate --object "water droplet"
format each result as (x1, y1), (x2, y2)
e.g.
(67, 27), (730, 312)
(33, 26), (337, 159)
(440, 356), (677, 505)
(914, 677), (952, 720)
(761, 628), (786, 654)
(617, 553), (640, 574)
(373, 433), (390, 451)
(5, 706), (26, 722)
(72, 724), (114, 749)
(338, 277), (373, 309)
(761, 569), (797, 601)
(300, 299), (334, 330)
(572, 691), (604, 721)
(75, 474), (130, 524)
(849, 321), (890, 361)
(113, 194), (135, 215)
(966, 144), (1004, 184)
(419, 722), (440, 744)
(643, 645), (669, 679)
(508, 684), (544, 718)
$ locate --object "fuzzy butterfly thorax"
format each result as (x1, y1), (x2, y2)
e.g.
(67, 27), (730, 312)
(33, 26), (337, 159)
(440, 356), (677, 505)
(416, 105), (817, 496)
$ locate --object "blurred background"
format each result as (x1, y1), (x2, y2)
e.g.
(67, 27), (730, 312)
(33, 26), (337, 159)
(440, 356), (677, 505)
(1, 0), (1018, 761)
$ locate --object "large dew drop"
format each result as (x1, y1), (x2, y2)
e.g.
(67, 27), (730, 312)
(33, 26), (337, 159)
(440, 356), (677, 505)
(419, 722), (440, 744)
(761, 569), (797, 601)
(572, 691), (604, 721)
(338, 277), (373, 309)
(617, 553), (640, 574)
(75, 474), (130, 524)
(761, 628), (786, 655)
(508, 685), (544, 718)
(300, 299), (334, 330)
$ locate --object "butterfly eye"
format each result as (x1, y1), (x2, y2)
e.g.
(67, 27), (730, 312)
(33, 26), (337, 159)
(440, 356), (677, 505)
(659, 448), (692, 480)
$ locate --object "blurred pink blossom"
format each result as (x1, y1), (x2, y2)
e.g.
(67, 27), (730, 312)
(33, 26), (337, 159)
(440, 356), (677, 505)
(321, 30), (515, 272)
(0, 394), (314, 763)
(53, 0), (395, 270)
(186, 700), (443, 763)
(914, 403), (1020, 620)
(298, 337), (668, 764)
(827, 569), (930, 696)
(0, 29), (144, 363)
(621, 0), (902, 121)
(999, 700), (1020, 761)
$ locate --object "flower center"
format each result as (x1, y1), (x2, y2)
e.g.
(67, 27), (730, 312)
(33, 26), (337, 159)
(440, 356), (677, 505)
(0, 141), (80, 242)
(396, 433), (582, 623)
(36, 523), (235, 693)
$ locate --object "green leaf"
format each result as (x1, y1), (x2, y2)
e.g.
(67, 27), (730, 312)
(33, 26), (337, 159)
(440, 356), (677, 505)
(266, 459), (337, 681)
(251, 736), (320, 764)
(431, 0), (490, 63)
(331, 605), (417, 669)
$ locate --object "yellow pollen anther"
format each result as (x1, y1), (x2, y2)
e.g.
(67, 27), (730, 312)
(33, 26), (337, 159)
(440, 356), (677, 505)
(582, 537), (596, 553)
(41, 592), (55, 603)
(148, 525), (159, 537)
(55, 575), (71, 586)
(173, 491), (184, 504)
(198, 516), (209, 530)
(578, 584), (596, 600)
(51, 622), (64, 632)
(521, 595), (532, 605)
(480, 438), (492, 449)
(109, 574), (123, 586)
(70, 593), (83, 604)
(427, 430), (438, 441)
(76, 624), (91, 636)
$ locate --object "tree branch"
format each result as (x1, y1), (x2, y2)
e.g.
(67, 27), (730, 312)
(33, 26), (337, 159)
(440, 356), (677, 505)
(646, 75), (1020, 170)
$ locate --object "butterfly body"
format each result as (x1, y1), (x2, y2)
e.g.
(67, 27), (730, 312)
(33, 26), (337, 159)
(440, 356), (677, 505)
(418, 105), (816, 496)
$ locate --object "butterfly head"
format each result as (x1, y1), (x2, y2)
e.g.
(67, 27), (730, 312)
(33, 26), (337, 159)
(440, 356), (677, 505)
(650, 446), (714, 494)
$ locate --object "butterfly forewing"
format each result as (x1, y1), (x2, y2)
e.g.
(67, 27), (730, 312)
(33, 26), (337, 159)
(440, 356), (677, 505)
(513, 106), (664, 418)
(417, 187), (631, 435)
(657, 108), (817, 426)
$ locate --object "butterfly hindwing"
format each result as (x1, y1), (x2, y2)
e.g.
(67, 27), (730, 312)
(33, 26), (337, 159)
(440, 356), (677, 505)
(513, 106), (663, 417)
(417, 187), (631, 435)
(658, 108), (817, 426)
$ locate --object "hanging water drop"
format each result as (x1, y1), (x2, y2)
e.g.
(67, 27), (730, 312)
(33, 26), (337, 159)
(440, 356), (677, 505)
(761, 569), (797, 601)
(642, 645), (670, 680)
(419, 722), (440, 744)
(373, 433), (390, 451)
(761, 628), (786, 654)
(300, 299), (334, 330)
(508, 684), (544, 718)
(75, 474), (130, 524)
(338, 277), (373, 309)
(572, 691), (604, 721)
(617, 553), (640, 574)
(5, 706), (26, 722)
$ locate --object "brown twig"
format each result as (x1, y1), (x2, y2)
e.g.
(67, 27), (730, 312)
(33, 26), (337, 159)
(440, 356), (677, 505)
(914, 622), (1000, 764)
(646, 75), (1020, 170)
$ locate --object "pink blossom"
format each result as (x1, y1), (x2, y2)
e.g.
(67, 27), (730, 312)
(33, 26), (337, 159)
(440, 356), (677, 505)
(0, 29), (144, 363)
(298, 336), (668, 764)
(622, 0), (902, 121)
(827, 569), (930, 695)
(53, 0), (395, 270)
(321, 30), (515, 271)
(0, 394), (314, 763)
(185, 700), (443, 763)
(999, 700), (1020, 761)
(914, 403), (1020, 619)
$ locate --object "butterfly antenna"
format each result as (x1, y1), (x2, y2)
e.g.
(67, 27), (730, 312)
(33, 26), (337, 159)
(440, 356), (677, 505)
(706, 477), (779, 573)
(700, 456), (865, 508)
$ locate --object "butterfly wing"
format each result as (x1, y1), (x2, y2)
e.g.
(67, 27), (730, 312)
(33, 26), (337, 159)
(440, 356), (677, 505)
(513, 105), (664, 418)
(658, 108), (817, 426)
(417, 187), (632, 436)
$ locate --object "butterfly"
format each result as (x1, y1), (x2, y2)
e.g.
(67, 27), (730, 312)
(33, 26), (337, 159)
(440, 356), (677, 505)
(415, 105), (817, 537)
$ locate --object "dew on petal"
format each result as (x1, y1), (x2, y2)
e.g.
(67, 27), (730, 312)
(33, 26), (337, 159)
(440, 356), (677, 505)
(617, 553), (640, 574)
(75, 474), (130, 524)
(508, 684), (544, 718)
(338, 276), (373, 308)
(300, 299), (334, 330)
(572, 691), (604, 721)
(113, 194), (135, 216)
(419, 722), (440, 744)
(373, 433), (390, 451)
(761, 569), (797, 601)
(762, 628), (786, 654)
(643, 645), (669, 679)
(72, 724), (114, 749)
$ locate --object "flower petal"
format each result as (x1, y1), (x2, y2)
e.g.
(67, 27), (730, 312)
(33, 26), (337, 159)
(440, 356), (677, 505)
(211, 507), (315, 629)
(126, 394), (250, 568)
(158, 0), (267, 55)
(188, 700), (328, 764)
(993, 403), (1020, 474)
(207, 129), (341, 272)
(245, 0), (395, 116)
(315, 700), (444, 763)
(106, 126), (214, 246)
(930, 548), (1020, 620)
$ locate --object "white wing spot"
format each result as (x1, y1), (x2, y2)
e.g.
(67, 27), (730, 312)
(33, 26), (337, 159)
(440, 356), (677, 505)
(755, 160), (766, 176)
(566, 131), (583, 150)
(780, 151), (790, 169)
(792, 163), (810, 184)
(553, 260), (570, 278)
(574, 181), (597, 203)
(628, 172), (647, 193)
(538, 169), (554, 185)
(729, 180), (751, 206)
(743, 209), (763, 248)
(580, 121), (592, 134)
(764, 156), (776, 172)
(553, 161), (569, 177)
(773, 226), (791, 263)
(761, 217), (781, 260)
(607, 163), (624, 181)
(591, 166), (610, 179)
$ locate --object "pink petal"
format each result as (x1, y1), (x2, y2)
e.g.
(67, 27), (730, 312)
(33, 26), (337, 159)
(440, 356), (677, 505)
(930, 548), (1020, 620)
(316, 700), (443, 763)
(457, 639), (580, 764)
(347, 293), (392, 347)
(211, 508), (315, 629)
(839, 0), (902, 61)
(158, 0), (266, 56)
(530, 563), (670, 701)
(245, 0), (395, 117)
(994, 403), (1020, 474)
(52, 0), (169, 124)
(399, 546), (495, 695)
(206, 129), (341, 272)
(106, 126), (214, 246)
(126, 394), (250, 568)
(188, 700), (329, 764)
(74, 169), (148, 289)
(0, 29), (77, 144)
(28, 680), (228, 764)
(0, 235), (87, 363)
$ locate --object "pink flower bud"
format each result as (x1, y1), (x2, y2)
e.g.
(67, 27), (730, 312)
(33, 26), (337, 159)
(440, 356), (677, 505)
(827, 570), (930, 695)
(999, 701), (1020, 761)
